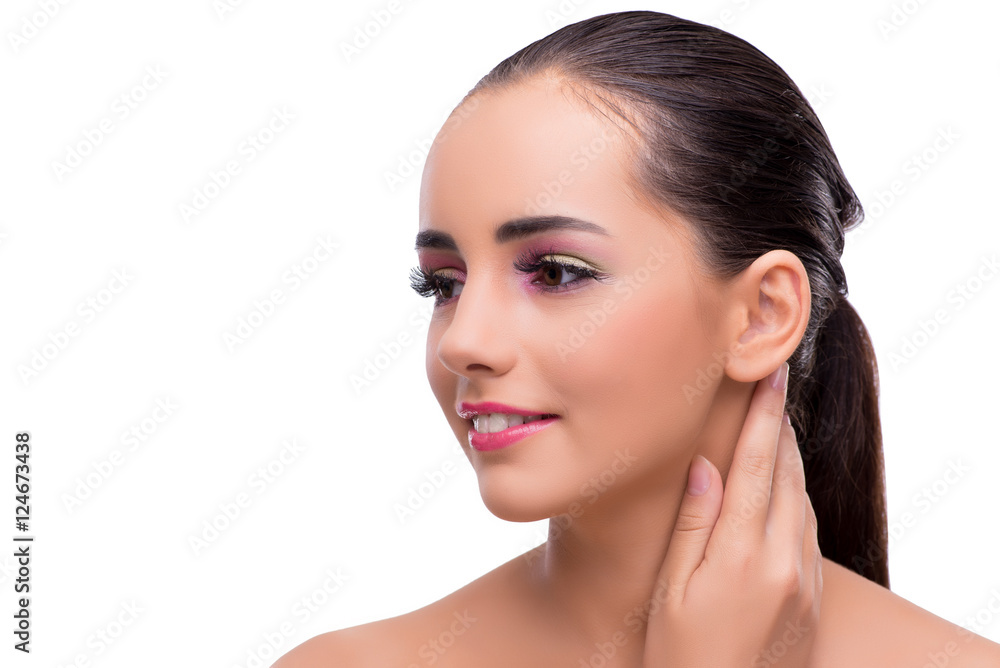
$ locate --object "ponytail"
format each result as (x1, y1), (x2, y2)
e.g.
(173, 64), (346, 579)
(794, 293), (889, 587)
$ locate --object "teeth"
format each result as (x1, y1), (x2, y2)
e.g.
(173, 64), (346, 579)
(488, 413), (506, 433)
(473, 413), (550, 434)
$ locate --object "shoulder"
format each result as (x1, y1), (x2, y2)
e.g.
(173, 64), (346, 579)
(272, 610), (436, 668)
(273, 550), (529, 667)
(272, 602), (489, 667)
(812, 557), (1000, 667)
(270, 581), (491, 667)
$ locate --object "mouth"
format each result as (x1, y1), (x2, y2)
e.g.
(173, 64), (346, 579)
(470, 412), (559, 434)
(457, 401), (560, 450)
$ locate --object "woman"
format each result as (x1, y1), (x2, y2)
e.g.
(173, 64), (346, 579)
(277, 11), (1000, 666)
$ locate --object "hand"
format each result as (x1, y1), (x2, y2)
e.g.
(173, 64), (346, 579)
(641, 362), (823, 668)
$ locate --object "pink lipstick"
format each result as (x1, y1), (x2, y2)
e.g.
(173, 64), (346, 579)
(458, 401), (559, 452)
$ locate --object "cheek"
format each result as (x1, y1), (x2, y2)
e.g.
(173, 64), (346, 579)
(425, 323), (473, 449)
(425, 327), (454, 415)
(545, 279), (718, 458)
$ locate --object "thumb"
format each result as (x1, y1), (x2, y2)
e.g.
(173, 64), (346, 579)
(656, 455), (724, 595)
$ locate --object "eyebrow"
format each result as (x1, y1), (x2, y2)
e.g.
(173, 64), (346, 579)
(414, 215), (609, 251)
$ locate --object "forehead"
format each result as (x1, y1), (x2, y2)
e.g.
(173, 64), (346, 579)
(418, 76), (642, 232)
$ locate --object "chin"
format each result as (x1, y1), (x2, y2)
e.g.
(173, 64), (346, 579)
(476, 475), (568, 523)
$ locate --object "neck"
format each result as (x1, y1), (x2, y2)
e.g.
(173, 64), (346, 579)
(524, 381), (748, 665)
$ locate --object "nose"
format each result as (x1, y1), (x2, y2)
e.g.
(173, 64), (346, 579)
(435, 273), (517, 379)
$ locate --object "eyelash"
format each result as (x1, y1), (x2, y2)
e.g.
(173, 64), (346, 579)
(409, 247), (608, 305)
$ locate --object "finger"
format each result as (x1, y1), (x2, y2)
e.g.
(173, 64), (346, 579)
(813, 517), (824, 616)
(805, 490), (822, 594)
(798, 436), (822, 593)
(761, 417), (814, 622)
(806, 497), (823, 622)
(804, 492), (820, 565)
(766, 415), (806, 548)
(656, 454), (724, 595)
(718, 361), (789, 538)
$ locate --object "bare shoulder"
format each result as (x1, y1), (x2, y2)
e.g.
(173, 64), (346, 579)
(271, 612), (431, 668)
(812, 557), (1000, 667)
(270, 622), (369, 667)
(272, 596), (484, 668)
(273, 548), (539, 668)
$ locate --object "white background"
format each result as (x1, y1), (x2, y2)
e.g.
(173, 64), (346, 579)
(1, 0), (998, 666)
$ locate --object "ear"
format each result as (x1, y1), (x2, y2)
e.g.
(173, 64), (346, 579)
(723, 250), (811, 383)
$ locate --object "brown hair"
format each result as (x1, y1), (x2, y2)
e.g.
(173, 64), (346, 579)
(457, 10), (889, 587)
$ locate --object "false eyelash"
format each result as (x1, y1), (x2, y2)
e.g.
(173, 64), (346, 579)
(409, 266), (447, 298)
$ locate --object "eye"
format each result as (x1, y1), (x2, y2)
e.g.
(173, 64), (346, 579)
(514, 250), (607, 291)
(408, 250), (608, 306)
(535, 257), (590, 287)
(409, 266), (464, 305)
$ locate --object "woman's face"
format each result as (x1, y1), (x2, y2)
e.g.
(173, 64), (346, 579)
(416, 76), (738, 522)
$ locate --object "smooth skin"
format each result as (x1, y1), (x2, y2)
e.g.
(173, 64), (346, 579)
(275, 75), (1000, 667)
(640, 364), (823, 667)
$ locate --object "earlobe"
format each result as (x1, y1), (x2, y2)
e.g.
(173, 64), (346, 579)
(724, 250), (810, 383)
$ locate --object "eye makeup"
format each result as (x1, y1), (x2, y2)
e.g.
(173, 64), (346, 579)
(409, 243), (610, 306)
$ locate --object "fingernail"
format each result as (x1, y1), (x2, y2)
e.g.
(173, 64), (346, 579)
(687, 455), (711, 496)
(783, 412), (791, 425)
(769, 362), (788, 391)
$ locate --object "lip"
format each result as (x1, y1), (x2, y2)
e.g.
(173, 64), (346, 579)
(457, 401), (556, 419)
(457, 401), (560, 452)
